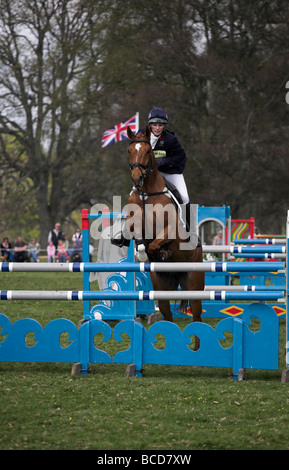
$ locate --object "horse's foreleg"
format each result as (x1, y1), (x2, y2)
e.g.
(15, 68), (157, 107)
(147, 223), (173, 258)
(135, 240), (148, 261)
(126, 206), (148, 261)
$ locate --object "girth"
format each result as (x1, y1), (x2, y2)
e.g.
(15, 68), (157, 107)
(131, 186), (170, 201)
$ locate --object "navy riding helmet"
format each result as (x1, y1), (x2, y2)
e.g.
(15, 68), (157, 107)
(148, 108), (168, 125)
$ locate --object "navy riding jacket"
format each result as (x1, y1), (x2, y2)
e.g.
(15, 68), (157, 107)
(139, 128), (187, 174)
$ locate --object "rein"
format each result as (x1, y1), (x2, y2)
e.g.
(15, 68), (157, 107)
(128, 138), (158, 189)
(128, 137), (171, 239)
(128, 136), (171, 198)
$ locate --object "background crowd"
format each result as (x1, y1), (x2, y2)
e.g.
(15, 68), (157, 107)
(0, 223), (83, 263)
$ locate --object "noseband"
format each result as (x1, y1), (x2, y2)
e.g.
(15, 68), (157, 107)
(128, 138), (156, 187)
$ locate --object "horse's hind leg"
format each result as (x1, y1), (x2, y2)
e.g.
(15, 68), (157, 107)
(186, 247), (204, 322)
(189, 271), (204, 321)
(158, 300), (173, 322)
(180, 246), (204, 349)
(187, 270), (204, 350)
(150, 272), (174, 322)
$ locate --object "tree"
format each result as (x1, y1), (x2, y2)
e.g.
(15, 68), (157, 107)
(1, 0), (289, 242)
(102, 0), (289, 232)
(190, 0), (289, 232)
(0, 0), (108, 245)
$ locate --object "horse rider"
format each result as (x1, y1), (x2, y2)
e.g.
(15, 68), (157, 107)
(146, 107), (193, 234)
(111, 107), (192, 247)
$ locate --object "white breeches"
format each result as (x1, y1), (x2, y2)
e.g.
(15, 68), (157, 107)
(159, 172), (190, 204)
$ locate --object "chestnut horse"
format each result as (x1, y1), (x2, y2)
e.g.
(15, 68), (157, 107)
(125, 126), (204, 334)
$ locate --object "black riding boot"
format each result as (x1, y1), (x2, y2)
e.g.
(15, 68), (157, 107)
(185, 202), (191, 234)
(111, 232), (131, 247)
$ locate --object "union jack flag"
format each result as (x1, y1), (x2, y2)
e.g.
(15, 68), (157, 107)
(101, 114), (139, 148)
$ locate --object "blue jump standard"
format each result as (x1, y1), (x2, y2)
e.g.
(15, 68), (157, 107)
(0, 261), (285, 273)
(0, 290), (284, 301)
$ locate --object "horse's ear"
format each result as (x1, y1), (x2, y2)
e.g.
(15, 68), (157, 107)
(145, 125), (151, 139)
(127, 126), (134, 140)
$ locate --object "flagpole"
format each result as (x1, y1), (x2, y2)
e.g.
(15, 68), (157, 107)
(136, 112), (139, 132)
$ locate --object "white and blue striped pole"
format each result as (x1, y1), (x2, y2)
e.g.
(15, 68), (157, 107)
(0, 261), (285, 273)
(203, 245), (286, 254)
(233, 238), (286, 245)
(0, 290), (284, 301)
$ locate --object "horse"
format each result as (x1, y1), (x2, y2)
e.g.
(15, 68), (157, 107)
(125, 125), (204, 340)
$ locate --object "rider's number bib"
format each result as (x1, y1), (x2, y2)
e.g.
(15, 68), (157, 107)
(153, 150), (166, 159)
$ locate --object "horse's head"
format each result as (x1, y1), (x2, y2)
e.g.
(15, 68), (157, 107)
(127, 125), (157, 189)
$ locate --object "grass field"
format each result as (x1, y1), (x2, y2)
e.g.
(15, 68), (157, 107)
(0, 271), (289, 451)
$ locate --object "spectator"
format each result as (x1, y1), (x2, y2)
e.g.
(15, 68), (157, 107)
(14, 236), (29, 262)
(70, 228), (82, 262)
(57, 239), (69, 263)
(72, 228), (82, 243)
(47, 240), (56, 262)
(28, 237), (40, 262)
(213, 230), (223, 246)
(48, 222), (64, 253)
(1, 237), (13, 262)
(212, 229), (223, 260)
(61, 234), (69, 251)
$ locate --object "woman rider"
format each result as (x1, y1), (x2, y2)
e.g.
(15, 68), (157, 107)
(111, 108), (192, 247)
(147, 107), (191, 232)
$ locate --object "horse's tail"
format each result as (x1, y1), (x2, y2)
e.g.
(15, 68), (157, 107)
(178, 300), (194, 317)
(178, 300), (189, 313)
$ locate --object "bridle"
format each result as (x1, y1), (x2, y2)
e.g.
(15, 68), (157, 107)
(127, 136), (174, 257)
(128, 138), (157, 188)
